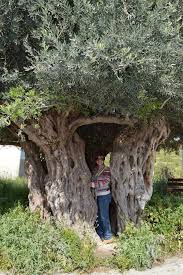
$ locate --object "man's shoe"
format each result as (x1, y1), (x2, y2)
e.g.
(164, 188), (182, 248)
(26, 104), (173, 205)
(102, 238), (113, 244)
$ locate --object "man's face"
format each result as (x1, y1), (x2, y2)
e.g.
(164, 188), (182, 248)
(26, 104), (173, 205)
(96, 156), (104, 166)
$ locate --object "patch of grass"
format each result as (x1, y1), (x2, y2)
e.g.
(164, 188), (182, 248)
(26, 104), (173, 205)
(154, 149), (183, 179)
(0, 177), (28, 214)
(0, 251), (12, 271)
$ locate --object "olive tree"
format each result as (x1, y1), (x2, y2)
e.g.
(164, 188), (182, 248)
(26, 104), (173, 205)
(0, 0), (183, 234)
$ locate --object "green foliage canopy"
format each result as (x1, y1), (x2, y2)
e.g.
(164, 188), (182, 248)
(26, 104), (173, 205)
(0, 0), (183, 124)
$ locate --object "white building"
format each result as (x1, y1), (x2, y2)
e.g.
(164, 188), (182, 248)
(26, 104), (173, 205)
(0, 145), (25, 178)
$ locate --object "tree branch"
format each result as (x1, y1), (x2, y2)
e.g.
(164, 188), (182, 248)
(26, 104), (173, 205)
(68, 115), (136, 138)
(160, 97), (171, 110)
(14, 121), (49, 151)
(122, 0), (133, 19)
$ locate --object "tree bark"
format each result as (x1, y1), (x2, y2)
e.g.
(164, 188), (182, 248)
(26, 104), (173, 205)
(19, 111), (98, 232)
(22, 141), (50, 218)
(44, 132), (97, 227)
(110, 118), (170, 232)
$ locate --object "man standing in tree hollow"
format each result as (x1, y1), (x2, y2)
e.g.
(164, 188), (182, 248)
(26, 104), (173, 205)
(91, 155), (113, 244)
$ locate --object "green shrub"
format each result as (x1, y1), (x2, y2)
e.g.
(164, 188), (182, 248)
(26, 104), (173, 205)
(0, 205), (95, 275)
(111, 223), (162, 271)
(0, 178), (95, 274)
(111, 179), (183, 272)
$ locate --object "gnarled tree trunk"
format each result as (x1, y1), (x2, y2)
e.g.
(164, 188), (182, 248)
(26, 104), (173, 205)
(44, 132), (97, 227)
(19, 111), (99, 233)
(111, 118), (170, 232)
(18, 111), (169, 236)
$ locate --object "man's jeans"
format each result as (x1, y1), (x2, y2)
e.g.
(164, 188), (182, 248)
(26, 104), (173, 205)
(96, 193), (112, 240)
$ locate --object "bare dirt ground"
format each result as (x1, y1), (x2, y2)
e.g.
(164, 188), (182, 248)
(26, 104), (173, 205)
(125, 256), (183, 275)
(90, 256), (183, 275)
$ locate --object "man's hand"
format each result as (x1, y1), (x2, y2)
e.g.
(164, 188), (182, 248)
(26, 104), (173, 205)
(91, 181), (95, 188)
